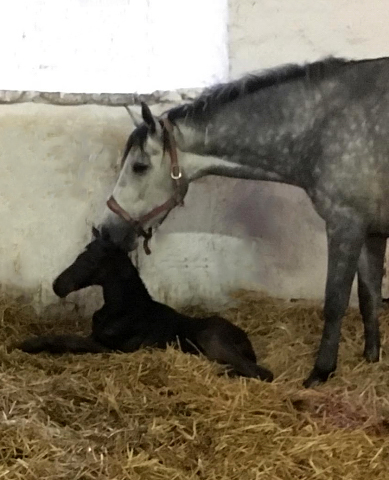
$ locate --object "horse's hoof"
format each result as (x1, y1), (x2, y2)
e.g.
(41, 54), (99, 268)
(363, 346), (380, 363)
(303, 367), (333, 388)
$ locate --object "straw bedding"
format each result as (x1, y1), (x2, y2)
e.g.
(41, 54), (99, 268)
(0, 290), (388, 479)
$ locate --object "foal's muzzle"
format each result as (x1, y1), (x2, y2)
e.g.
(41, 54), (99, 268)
(52, 276), (73, 298)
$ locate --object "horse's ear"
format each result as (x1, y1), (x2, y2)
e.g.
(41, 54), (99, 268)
(125, 106), (143, 127)
(141, 102), (162, 136)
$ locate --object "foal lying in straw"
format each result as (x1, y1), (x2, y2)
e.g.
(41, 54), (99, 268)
(18, 229), (273, 382)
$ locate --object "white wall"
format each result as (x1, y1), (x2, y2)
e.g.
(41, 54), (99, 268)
(1, 0), (389, 315)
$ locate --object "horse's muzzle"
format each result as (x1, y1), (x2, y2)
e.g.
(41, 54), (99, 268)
(99, 220), (138, 252)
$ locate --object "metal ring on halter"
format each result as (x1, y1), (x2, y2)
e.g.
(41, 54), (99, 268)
(171, 165), (182, 180)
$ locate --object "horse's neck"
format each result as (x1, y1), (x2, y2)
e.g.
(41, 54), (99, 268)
(173, 88), (318, 188)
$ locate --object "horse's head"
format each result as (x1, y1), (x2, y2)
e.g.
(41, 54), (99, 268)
(52, 227), (134, 297)
(98, 102), (189, 252)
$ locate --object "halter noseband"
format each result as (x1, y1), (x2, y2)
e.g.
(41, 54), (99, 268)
(106, 118), (187, 255)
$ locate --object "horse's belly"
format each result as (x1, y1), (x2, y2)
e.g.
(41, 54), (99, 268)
(364, 191), (389, 234)
(309, 183), (389, 236)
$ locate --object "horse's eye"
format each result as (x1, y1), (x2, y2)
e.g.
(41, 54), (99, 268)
(132, 162), (149, 175)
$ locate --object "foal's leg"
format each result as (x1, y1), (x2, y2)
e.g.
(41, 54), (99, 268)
(303, 217), (365, 388)
(17, 334), (110, 354)
(357, 236), (386, 362)
(119, 335), (145, 353)
(198, 335), (274, 382)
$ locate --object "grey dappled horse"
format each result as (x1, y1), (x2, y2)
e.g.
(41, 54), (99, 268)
(99, 56), (389, 387)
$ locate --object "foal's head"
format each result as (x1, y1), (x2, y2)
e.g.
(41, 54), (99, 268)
(52, 227), (135, 298)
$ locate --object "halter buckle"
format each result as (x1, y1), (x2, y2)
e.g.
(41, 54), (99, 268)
(171, 165), (182, 180)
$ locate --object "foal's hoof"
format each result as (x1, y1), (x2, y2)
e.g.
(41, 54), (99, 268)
(16, 337), (46, 354)
(257, 366), (274, 383)
(303, 367), (333, 388)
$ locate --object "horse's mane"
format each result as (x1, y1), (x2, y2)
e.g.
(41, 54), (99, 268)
(167, 57), (353, 122)
(121, 56), (363, 160)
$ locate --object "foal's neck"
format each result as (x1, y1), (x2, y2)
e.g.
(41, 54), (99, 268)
(100, 267), (151, 313)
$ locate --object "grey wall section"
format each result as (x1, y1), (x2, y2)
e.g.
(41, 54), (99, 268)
(0, 104), (128, 315)
(228, 0), (388, 78)
(1, 0), (389, 314)
(0, 102), (329, 314)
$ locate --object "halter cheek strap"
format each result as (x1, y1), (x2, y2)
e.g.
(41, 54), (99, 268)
(106, 117), (187, 255)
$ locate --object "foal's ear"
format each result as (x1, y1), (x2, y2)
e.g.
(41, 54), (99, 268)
(141, 102), (162, 136)
(91, 226), (100, 239)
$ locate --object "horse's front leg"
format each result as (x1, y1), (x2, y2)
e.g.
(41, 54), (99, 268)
(303, 217), (365, 388)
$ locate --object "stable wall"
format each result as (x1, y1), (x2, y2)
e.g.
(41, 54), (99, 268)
(1, 0), (388, 315)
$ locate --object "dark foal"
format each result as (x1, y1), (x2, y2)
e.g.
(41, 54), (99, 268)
(18, 231), (273, 382)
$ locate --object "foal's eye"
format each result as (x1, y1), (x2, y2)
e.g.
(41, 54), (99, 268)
(132, 162), (149, 175)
